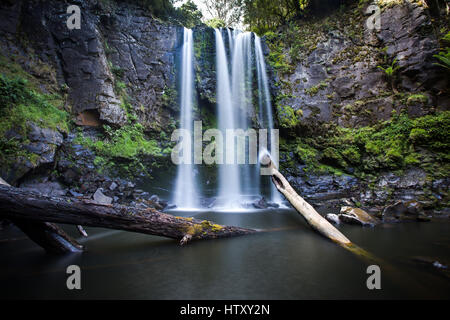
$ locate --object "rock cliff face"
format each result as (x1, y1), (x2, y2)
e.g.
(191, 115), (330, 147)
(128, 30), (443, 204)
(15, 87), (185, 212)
(0, 0), (447, 215)
(267, 0), (449, 211)
(275, 1), (447, 127)
(0, 0), (180, 131)
(0, 0), (181, 184)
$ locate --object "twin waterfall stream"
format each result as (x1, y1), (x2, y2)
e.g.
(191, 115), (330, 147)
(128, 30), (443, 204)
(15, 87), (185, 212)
(174, 27), (281, 210)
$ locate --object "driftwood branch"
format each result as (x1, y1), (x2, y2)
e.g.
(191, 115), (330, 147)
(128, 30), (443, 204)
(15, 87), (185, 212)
(262, 155), (352, 247)
(0, 185), (256, 249)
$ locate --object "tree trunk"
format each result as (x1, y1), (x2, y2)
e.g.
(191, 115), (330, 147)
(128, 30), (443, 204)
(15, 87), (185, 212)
(0, 178), (83, 254)
(262, 155), (352, 247)
(0, 185), (256, 248)
(13, 220), (83, 254)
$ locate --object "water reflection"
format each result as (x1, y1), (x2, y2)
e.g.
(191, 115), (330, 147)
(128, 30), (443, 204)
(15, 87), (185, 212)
(0, 209), (449, 299)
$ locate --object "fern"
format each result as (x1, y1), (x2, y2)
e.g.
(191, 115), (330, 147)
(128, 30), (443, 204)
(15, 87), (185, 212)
(433, 32), (450, 70)
(377, 58), (400, 77)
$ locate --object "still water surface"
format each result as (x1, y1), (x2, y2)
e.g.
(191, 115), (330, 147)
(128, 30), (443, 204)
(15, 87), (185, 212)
(0, 209), (449, 299)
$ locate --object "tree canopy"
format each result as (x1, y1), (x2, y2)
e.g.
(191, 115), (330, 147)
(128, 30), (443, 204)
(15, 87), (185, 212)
(121, 0), (202, 28)
(240, 0), (355, 34)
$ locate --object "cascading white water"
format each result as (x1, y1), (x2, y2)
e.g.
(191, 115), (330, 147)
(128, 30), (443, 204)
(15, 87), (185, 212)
(230, 32), (257, 196)
(255, 35), (282, 203)
(215, 29), (281, 206)
(215, 28), (241, 206)
(173, 28), (281, 209)
(173, 28), (198, 209)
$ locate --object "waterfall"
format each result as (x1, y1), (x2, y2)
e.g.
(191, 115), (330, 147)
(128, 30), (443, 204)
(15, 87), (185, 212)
(255, 35), (282, 203)
(173, 28), (281, 210)
(230, 32), (257, 196)
(215, 29), (280, 207)
(215, 28), (241, 206)
(173, 28), (198, 209)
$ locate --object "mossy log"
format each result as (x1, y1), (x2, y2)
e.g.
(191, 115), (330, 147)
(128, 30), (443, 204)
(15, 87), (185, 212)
(262, 155), (352, 247)
(0, 185), (256, 251)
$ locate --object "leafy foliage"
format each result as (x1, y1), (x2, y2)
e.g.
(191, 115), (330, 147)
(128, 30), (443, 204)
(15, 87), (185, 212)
(241, 0), (354, 34)
(0, 74), (68, 136)
(203, 0), (243, 27)
(174, 0), (203, 28)
(377, 58), (400, 78)
(205, 18), (226, 29)
(124, 0), (202, 28)
(75, 123), (164, 160)
(433, 32), (450, 70)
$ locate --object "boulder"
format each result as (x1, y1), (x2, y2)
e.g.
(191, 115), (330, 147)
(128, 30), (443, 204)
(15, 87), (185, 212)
(253, 197), (268, 209)
(93, 188), (113, 205)
(382, 200), (430, 222)
(109, 181), (118, 191)
(338, 206), (380, 226)
(20, 178), (67, 197)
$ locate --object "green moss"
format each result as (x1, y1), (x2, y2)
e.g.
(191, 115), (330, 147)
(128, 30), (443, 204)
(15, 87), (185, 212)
(304, 81), (328, 96)
(295, 141), (319, 168)
(406, 93), (428, 105)
(75, 123), (164, 160)
(278, 105), (301, 129)
(0, 63), (68, 174)
(0, 73), (68, 138)
(162, 85), (178, 108)
(284, 111), (450, 177)
(200, 220), (223, 232)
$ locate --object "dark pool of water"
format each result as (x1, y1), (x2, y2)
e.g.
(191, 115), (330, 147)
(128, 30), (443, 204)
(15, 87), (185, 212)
(0, 209), (449, 299)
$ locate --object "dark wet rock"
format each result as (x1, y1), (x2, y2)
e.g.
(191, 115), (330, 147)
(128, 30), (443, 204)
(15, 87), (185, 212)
(93, 188), (113, 205)
(253, 197), (268, 209)
(0, 122), (65, 184)
(433, 208), (450, 218)
(382, 200), (430, 222)
(411, 256), (450, 279)
(267, 202), (280, 208)
(287, 172), (358, 202)
(159, 200), (169, 210)
(27, 122), (63, 146)
(166, 204), (177, 210)
(338, 206), (380, 227)
(150, 195), (160, 203)
(109, 182), (118, 191)
(0, 0), (179, 130)
(200, 197), (216, 208)
(145, 199), (163, 210)
(69, 189), (84, 197)
(377, 2), (446, 92)
(20, 179), (67, 197)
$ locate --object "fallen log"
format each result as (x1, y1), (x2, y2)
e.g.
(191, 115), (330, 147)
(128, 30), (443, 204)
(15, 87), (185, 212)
(12, 220), (83, 254)
(261, 154), (352, 247)
(0, 185), (256, 249)
(0, 178), (83, 254)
